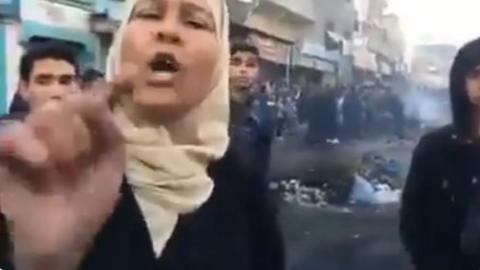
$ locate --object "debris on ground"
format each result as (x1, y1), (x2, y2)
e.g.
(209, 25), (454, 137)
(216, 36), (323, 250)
(271, 151), (404, 207)
(358, 152), (403, 189)
(272, 179), (328, 208)
(349, 174), (401, 204)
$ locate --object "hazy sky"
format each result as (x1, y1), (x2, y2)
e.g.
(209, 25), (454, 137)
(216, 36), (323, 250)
(388, 0), (480, 47)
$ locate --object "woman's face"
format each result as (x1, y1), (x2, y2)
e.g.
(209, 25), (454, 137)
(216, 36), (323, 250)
(121, 0), (219, 118)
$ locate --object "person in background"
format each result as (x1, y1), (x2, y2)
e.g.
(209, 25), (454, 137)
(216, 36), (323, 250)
(229, 40), (276, 177)
(81, 68), (105, 90)
(342, 87), (364, 140)
(284, 96), (298, 132)
(400, 37), (480, 270)
(297, 82), (310, 125)
(0, 1), (284, 269)
(0, 41), (79, 121)
(362, 87), (381, 136)
(305, 85), (339, 145)
(17, 41), (80, 112)
(275, 97), (287, 138)
(229, 41), (259, 107)
(384, 86), (405, 138)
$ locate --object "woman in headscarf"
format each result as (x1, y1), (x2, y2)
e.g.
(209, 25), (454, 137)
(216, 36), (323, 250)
(0, 0), (284, 270)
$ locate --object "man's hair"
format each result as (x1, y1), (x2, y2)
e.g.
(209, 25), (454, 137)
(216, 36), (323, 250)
(82, 68), (104, 84)
(230, 40), (259, 57)
(19, 41), (79, 82)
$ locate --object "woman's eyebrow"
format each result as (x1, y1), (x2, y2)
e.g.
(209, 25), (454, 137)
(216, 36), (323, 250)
(181, 2), (214, 20)
(132, 0), (158, 14)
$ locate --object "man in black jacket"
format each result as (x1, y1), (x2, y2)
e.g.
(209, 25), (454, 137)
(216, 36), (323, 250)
(400, 37), (480, 270)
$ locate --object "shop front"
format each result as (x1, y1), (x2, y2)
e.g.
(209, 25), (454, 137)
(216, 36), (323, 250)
(89, 0), (128, 71)
(0, 0), (19, 17)
(244, 0), (314, 42)
(293, 42), (344, 88)
(19, 0), (99, 68)
(0, 0), (20, 113)
(248, 31), (293, 83)
(0, 25), (7, 113)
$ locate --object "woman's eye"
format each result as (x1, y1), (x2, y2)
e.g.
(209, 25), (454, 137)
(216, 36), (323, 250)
(136, 13), (160, 20)
(186, 20), (208, 30)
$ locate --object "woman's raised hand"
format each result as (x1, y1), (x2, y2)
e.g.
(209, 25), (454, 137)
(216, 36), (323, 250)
(0, 68), (135, 270)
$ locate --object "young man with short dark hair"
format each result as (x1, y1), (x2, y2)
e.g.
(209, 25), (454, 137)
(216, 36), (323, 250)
(18, 41), (80, 112)
(229, 41), (261, 105)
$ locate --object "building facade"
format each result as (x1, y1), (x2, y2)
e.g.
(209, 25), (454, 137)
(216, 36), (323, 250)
(411, 44), (457, 90)
(291, 0), (357, 88)
(228, 0), (358, 87)
(0, 0), (124, 113)
(1, 0), (21, 112)
(352, 0), (406, 87)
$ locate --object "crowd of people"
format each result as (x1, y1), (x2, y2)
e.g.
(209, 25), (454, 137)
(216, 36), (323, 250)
(243, 78), (407, 146)
(252, 81), (407, 145)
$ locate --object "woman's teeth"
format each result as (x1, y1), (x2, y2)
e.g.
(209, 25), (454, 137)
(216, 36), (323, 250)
(149, 53), (180, 73)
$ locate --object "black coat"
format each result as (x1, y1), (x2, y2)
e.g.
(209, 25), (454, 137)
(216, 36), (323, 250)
(0, 212), (12, 270)
(400, 125), (480, 270)
(78, 143), (285, 270)
(306, 92), (339, 142)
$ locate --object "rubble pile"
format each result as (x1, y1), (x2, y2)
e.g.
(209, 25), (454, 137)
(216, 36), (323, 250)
(350, 152), (402, 204)
(271, 152), (405, 207)
(271, 179), (328, 208)
(358, 152), (401, 189)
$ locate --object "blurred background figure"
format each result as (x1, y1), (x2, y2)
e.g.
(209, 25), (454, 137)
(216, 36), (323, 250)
(305, 85), (340, 145)
(342, 87), (364, 140)
(81, 68), (105, 90)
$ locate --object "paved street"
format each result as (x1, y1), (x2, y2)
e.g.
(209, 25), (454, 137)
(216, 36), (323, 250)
(269, 129), (421, 270)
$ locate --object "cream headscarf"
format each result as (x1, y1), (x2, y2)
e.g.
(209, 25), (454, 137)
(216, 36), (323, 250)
(106, 0), (230, 256)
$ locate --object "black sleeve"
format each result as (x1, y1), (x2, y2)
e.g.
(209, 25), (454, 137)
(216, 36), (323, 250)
(247, 173), (286, 270)
(78, 182), (155, 270)
(0, 212), (13, 270)
(399, 137), (432, 266)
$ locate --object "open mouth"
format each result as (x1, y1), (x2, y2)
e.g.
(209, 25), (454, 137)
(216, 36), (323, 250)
(149, 52), (180, 74)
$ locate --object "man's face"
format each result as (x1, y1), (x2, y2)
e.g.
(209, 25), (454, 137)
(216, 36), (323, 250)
(229, 51), (259, 103)
(20, 58), (78, 110)
(466, 67), (480, 106)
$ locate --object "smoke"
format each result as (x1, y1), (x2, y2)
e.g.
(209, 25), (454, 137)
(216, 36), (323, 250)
(402, 87), (451, 127)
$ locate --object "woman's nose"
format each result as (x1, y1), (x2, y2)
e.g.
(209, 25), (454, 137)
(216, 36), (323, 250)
(153, 20), (181, 44)
(155, 31), (181, 44)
